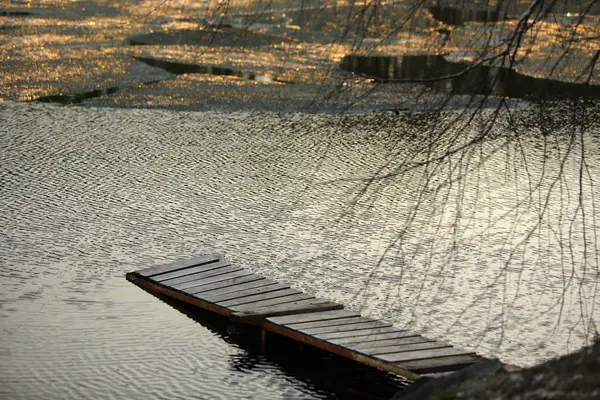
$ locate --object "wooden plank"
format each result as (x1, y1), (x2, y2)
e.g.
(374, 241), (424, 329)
(126, 273), (231, 316)
(203, 283), (289, 303)
(136, 254), (221, 277)
(197, 279), (279, 298)
(174, 270), (255, 291)
(219, 288), (304, 307)
(128, 256), (484, 379)
(263, 321), (422, 381)
(231, 301), (344, 323)
(188, 276), (268, 295)
(152, 259), (231, 281)
(396, 354), (481, 374)
(349, 336), (433, 351)
(268, 309), (359, 325)
(360, 341), (452, 356)
(330, 331), (418, 346)
(286, 316), (368, 329)
(377, 347), (476, 363)
(297, 320), (391, 335)
(231, 295), (321, 311)
(158, 265), (242, 286)
(316, 326), (401, 340)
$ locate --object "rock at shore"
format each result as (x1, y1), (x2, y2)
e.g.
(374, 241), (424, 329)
(394, 339), (600, 399)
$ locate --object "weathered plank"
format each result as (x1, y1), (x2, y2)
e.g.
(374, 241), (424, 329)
(128, 254), (486, 379)
(330, 331), (418, 345)
(377, 347), (476, 363)
(204, 283), (289, 303)
(231, 301), (344, 322)
(359, 341), (452, 356)
(126, 272), (231, 317)
(268, 309), (359, 325)
(136, 254), (221, 277)
(317, 326), (401, 340)
(297, 320), (391, 335)
(349, 336), (433, 351)
(151, 259), (231, 281)
(188, 276), (268, 295)
(396, 354), (481, 374)
(175, 270), (255, 291)
(264, 320), (421, 381)
(286, 316), (368, 329)
(219, 288), (304, 307)
(159, 265), (243, 286)
(231, 295), (322, 311)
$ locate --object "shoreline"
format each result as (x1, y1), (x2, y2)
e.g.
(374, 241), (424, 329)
(395, 339), (600, 399)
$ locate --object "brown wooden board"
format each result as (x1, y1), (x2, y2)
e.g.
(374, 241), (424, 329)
(128, 254), (485, 379)
(348, 336), (434, 351)
(197, 279), (280, 298)
(396, 355), (481, 374)
(188, 276), (268, 295)
(360, 341), (452, 356)
(286, 316), (368, 329)
(330, 331), (418, 345)
(264, 321), (421, 381)
(137, 254), (221, 277)
(231, 295), (321, 311)
(126, 273), (231, 317)
(204, 283), (289, 303)
(152, 259), (231, 281)
(231, 301), (344, 322)
(174, 270), (255, 291)
(297, 320), (392, 335)
(219, 288), (304, 307)
(377, 347), (476, 363)
(268, 309), (359, 325)
(158, 265), (242, 286)
(316, 326), (401, 340)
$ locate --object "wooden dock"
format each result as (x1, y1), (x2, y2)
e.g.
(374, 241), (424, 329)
(126, 254), (483, 381)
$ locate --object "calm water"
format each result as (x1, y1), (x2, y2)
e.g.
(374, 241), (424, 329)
(1, 101), (599, 398)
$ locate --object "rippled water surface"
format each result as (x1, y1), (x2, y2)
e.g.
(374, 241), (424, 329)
(1, 101), (599, 399)
(2, 0), (600, 398)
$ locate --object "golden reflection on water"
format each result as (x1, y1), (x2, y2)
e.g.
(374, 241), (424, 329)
(1, 46), (131, 100)
(0, 0), (598, 104)
(132, 42), (349, 83)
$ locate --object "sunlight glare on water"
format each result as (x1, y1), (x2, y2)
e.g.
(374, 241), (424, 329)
(1, 101), (599, 399)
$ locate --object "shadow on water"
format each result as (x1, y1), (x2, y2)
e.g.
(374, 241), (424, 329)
(428, 6), (511, 25)
(34, 87), (120, 105)
(30, 54), (283, 105)
(144, 290), (411, 400)
(340, 54), (600, 100)
(0, 10), (33, 17)
(135, 56), (276, 83)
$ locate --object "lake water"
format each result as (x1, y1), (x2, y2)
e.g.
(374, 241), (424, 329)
(1, 100), (599, 398)
(2, 0), (600, 397)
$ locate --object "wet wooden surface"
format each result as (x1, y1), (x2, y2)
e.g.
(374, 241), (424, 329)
(126, 254), (484, 380)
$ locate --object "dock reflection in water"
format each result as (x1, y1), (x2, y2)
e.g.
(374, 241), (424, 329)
(154, 292), (410, 400)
